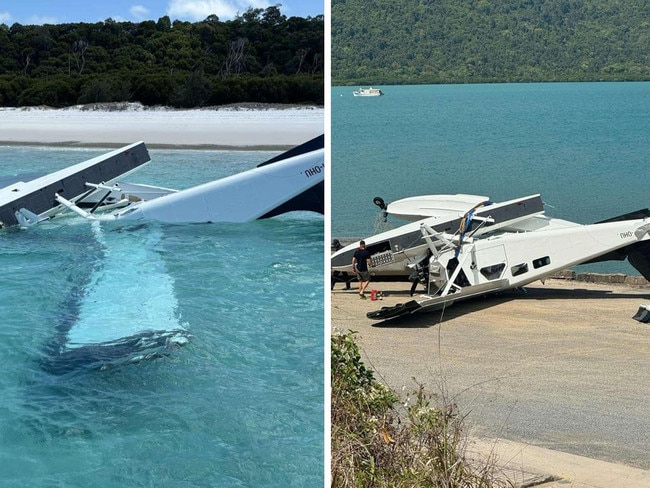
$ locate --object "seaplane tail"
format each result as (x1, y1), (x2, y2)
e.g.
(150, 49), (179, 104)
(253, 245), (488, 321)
(114, 136), (324, 223)
(586, 208), (650, 282)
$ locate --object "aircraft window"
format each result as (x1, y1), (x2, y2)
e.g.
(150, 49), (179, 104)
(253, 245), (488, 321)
(511, 263), (528, 276)
(533, 256), (551, 269)
(480, 263), (505, 280)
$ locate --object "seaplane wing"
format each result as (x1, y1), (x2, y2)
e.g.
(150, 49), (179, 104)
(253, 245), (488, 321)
(378, 193), (491, 221)
(40, 223), (191, 374)
(366, 212), (650, 322)
(332, 194), (546, 278)
(0, 141), (151, 228)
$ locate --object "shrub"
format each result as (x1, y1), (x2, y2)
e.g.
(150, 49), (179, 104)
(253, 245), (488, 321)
(331, 331), (509, 488)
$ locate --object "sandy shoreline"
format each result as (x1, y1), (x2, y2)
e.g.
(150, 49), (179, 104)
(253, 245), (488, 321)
(0, 105), (324, 149)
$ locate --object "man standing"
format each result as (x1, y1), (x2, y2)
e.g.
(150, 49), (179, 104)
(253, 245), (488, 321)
(352, 240), (372, 299)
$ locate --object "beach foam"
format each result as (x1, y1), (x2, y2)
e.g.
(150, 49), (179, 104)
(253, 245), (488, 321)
(0, 103), (324, 148)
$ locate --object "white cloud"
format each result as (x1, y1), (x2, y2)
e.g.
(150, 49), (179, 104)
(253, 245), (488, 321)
(167, 0), (271, 22)
(0, 11), (59, 26)
(26, 15), (60, 25)
(130, 5), (151, 19)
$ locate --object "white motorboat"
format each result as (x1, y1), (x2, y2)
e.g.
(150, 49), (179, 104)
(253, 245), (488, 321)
(353, 87), (383, 97)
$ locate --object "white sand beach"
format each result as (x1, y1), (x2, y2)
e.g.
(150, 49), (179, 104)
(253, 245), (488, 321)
(0, 103), (324, 148)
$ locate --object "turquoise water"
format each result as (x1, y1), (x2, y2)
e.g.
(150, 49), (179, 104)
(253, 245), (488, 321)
(332, 82), (650, 275)
(0, 147), (324, 487)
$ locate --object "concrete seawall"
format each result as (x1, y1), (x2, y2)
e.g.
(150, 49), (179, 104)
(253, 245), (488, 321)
(549, 269), (649, 286)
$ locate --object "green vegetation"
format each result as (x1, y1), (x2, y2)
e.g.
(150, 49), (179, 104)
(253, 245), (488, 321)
(332, 0), (650, 85)
(331, 331), (507, 487)
(0, 6), (323, 107)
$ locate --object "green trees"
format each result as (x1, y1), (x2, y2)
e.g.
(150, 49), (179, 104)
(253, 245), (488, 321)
(0, 7), (324, 107)
(332, 0), (650, 85)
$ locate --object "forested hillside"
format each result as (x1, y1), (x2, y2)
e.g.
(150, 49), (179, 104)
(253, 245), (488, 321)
(0, 6), (323, 107)
(332, 0), (650, 85)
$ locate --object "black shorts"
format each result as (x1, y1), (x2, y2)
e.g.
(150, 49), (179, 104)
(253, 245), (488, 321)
(356, 270), (370, 281)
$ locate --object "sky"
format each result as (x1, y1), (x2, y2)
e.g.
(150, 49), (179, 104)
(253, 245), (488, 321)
(0, 0), (324, 25)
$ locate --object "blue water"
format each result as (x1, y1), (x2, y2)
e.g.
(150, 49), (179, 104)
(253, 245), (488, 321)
(0, 147), (324, 487)
(332, 82), (650, 275)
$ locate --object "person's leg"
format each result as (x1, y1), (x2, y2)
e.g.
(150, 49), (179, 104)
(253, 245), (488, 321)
(360, 279), (370, 295)
(410, 279), (417, 296)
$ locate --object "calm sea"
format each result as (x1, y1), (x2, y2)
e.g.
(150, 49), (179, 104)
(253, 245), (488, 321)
(0, 146), (324, 487)
(332, 82), (650, 275)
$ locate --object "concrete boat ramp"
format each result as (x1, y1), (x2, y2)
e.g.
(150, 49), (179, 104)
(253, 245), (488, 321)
(331, 277), (650, 487)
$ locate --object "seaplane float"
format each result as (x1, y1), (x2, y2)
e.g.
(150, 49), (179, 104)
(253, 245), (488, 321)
(1, 137), (323, 373)
(331, 193), (650, 321)
(0, 136), (324, 228)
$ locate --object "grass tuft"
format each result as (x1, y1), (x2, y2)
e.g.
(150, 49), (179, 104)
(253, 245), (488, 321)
(331, 331), (511, 488)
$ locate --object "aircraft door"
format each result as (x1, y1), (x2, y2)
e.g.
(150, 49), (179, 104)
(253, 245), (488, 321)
(471, 244), (507, 283)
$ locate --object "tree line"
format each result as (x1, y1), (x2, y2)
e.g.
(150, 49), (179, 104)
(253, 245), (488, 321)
(0, 6), (324, 107)
(332, 0), (650, 85)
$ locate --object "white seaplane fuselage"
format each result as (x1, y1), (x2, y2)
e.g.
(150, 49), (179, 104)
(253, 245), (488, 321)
(425, 217), (649, 295)
(368, 215), (650, 321)
(331, 193), (650, 321)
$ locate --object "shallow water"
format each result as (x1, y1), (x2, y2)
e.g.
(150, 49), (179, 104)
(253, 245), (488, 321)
(0, 146), (324, 487)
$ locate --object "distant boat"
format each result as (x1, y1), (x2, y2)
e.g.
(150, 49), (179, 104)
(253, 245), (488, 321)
(353, 87), (383, 97)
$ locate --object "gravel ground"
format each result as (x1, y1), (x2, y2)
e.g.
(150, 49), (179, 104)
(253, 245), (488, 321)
(331, 278), (650, 471)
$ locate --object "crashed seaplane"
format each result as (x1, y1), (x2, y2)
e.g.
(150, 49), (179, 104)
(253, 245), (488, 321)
(1, 137), (323, 372)
(0, 135), (324, 228)
(331, 194), (650, 321)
